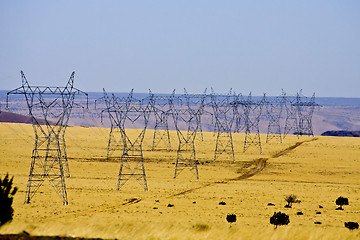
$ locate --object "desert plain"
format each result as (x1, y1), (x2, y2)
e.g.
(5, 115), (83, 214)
(0, 122), (359, 239)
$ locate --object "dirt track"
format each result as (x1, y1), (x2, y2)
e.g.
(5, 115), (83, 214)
(168, 137), (318, 197)
(52, 137), (318, 219)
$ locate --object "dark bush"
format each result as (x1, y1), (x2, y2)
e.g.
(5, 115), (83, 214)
(318, 205), (323, 209)
(316, 211), (321, 214)
(344, 222), (359, 230)
(314, 221), (322, 225)
(0, 174), (18, 226)
(336, 196), (349, 210)
(270, 212), (290, 228)
(167, 204), (174, 207)
(296, 211), (303, 215)
(267, 203), (275, 206)
(226, 214), (236, 224)
(219, 201), (226, 205)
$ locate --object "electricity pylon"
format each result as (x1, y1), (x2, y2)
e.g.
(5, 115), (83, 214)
(265, 92), (285, 143)
(232, 93), (264, 153)
(170, 91), (206, 179)
(295, 91), (318, 136)
(283, 92), (299, 138)
(210, 89), (235, 162)
(102, 89), (150, 191)
(148, 90), (172, 151)
(7, 71), (88, 205)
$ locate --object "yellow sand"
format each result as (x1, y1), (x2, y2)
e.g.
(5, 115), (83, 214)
(0, 122), (359, 239)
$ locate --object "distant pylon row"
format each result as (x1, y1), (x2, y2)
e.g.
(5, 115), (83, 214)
(6, 71), (319, 204)
(98, 88), (319, 191)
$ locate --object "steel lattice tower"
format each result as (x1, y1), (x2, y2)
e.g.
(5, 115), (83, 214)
(236, 93), (264, 153)
(232, 93), (244, 134)
(294, 91), (317, 136)
(283, 93), (300, 138)
(102, 90), (150, 191)
(170, 91), (205, 179)
(182, 88), (207, 141)
(7, 71), (88, 205)
(265, 92), (285, 143)
(210, 89), (235, 162)
(148, 90), (172, 151)
(101, 89), (124, 160)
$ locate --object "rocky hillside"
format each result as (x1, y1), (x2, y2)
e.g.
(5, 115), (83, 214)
(321, 130), (360, 137)
(0, 111), (49, 125)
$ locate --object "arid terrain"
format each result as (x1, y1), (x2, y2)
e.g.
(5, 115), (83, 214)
(0, 122), (359, 239)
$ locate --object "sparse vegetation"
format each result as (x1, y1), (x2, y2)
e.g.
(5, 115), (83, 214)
(336, 196), (349, 210)
(0, 173), (18, 226)
(344, 221), (359, 230)
(284, 194), (300, 208)
(226, 214), (236, 225)
(270, 212), (290, 228)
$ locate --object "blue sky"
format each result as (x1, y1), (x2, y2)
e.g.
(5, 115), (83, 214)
(0, 1), (359, 97)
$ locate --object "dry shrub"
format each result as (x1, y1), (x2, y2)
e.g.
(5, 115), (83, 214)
(0, 173), (18, 226)
(344, 222), (359, 230)
(284, 194), (300, 208)
(336, 196), (349, 210)
(270, 212), (290, 229)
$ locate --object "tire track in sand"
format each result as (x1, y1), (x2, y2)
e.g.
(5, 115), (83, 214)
(49, 198), (141, 220)
(167, 137), (318, 197)
(52, 137), (317, 218)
